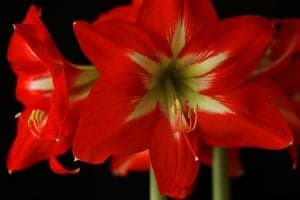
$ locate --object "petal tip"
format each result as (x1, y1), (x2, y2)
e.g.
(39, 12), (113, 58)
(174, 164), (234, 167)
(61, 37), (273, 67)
(74, 156), (80, 162)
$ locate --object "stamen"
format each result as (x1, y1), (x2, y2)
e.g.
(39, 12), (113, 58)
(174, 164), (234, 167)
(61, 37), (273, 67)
(27, 109), (48, 138)
(16, 109), (55, 141)
(182, 131), (199, 162)
(187, 107), (198, 131)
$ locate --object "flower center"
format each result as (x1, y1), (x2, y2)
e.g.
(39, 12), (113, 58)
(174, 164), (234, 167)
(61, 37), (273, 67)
(150, 58), (198, 133)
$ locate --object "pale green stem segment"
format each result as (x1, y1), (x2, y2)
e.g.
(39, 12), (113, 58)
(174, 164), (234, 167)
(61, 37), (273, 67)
(150, 166), (168, 200)
(212, 147), (231, 200)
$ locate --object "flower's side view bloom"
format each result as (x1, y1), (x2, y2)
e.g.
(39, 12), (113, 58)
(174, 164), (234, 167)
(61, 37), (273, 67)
(73, 0), (293, 198)
(6, 5), (98, 174)
(7, 3), (152, 177)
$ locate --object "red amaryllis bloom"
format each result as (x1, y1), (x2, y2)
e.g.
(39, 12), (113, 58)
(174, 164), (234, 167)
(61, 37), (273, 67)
(267, 19), (300, 167)
(7, 5), (98, 174)
(73, 0), (292, 198)
(251, 19), (300, 168)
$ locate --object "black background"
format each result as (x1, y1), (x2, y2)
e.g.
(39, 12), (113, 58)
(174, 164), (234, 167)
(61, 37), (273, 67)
(1, 0), (300, 199)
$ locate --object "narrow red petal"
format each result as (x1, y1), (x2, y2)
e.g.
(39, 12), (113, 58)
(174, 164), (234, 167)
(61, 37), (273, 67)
(49, 158), (80, 175)
(198, 83), (293, 149)
(110, 150), (149, 176)
(150, 115), (200, 199)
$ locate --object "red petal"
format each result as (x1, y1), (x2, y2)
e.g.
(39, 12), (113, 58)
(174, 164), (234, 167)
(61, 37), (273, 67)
(255, 19), (300, 77)
(183, 16), (274, 94)
(150, 116), (200, 199)
(49, 157), (80, 175)
(136, 0), (217, 52)
(7, 109), (70, 173)
(110, 150), (150, 176)
(7, 29), (47, 73)
(11, 24), (64, 68)
(7, 6), (64, 68)
(257, 79), (300, 132)
(7, 6), (69, 114)
(73, 21), (164, 78)
(94, 0), (142, 23)
(277, 58), (300, 95)
(22, 5), (42, 25)
(73, 79), (157, 164)
(183, 0), (218, 36)
(198, 83), (293, 149)
(137, 0), (182, 42)
(15, 74), (52, 110)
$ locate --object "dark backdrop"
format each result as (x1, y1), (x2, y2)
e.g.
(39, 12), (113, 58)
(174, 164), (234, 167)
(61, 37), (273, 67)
(1, 0), (300, 199)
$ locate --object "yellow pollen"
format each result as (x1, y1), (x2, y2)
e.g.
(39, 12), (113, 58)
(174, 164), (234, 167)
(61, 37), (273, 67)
(27, 109), (48, 138)
(170, 98), (197, 135)
(17, 109), (53, 140)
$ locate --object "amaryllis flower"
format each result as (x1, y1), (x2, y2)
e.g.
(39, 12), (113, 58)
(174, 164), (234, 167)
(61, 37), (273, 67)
(251, 19), (300, 168)
(73, 0), (292, 198)
(7, 5), (98, 174)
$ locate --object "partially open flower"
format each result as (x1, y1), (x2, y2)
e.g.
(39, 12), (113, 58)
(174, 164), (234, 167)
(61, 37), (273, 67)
(7, 5), (98, 174)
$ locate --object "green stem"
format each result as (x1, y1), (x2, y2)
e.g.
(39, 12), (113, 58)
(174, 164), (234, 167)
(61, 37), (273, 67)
(212, 147), (231, 200)
(150, 166), (167, 200)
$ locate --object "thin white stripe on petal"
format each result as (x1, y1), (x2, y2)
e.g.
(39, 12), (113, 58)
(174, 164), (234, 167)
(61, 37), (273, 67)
(125, 86), (160, 122)
(171, 21), (186, 58)
(195, 74), (215, 91)
(29, 76), (54, 91)
(177, 54), (197, 67)
(129, 52), (160, 75)
(196, 94), (233, 114)
(182, 53), (227, 77)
